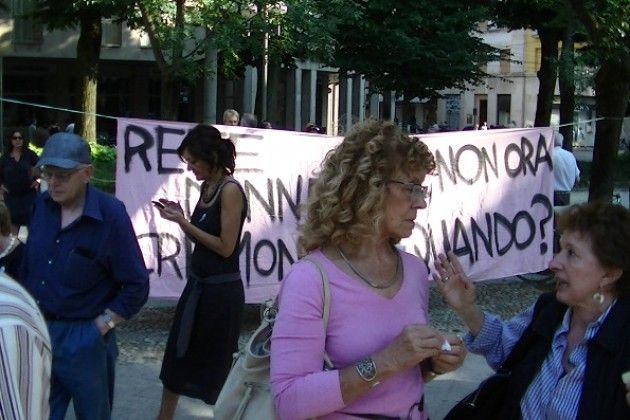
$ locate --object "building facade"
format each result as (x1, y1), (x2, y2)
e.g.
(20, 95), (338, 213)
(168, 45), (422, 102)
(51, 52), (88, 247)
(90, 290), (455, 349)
(425, 24), (600, 146)
(1, 5), (611, 146)
(0, 3), (385, 142)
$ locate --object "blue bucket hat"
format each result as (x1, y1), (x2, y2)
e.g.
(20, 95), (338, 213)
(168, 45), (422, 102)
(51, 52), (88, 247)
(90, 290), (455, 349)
(36, 132), (92, 170)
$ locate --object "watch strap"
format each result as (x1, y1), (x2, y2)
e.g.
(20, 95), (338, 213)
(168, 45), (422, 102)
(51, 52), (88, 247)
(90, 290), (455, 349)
(101, 312), (116, 329)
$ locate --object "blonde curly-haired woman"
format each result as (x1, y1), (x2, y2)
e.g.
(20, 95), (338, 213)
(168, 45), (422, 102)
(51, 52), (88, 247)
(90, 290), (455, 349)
(270, 120), (466, 420)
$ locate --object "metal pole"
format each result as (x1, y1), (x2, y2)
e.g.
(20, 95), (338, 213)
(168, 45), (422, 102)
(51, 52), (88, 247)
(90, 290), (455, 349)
(358, 76), (365, 122)
(203, 32), (218, 124)
(261, 31), (269, 121)
(346, 76), (352, 132)
(309, 68), (317, 124)
(294, 67), (302, 131)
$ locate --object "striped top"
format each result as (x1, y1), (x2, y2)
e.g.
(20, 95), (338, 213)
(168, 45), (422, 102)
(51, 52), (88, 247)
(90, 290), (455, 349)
(0, 272), (51, 420)
(465, 301), (615, 419)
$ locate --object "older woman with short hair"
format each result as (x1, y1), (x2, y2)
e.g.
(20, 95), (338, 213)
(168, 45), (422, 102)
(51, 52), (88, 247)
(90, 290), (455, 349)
(270, 120), (466, 419)
(437, 201), (630, 418)
(222, 109), (239, 126)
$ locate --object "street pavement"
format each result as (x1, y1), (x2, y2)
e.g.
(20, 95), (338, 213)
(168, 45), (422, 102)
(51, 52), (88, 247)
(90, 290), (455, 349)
(63, 354), (493, 420)
(65, 187), (629, 420)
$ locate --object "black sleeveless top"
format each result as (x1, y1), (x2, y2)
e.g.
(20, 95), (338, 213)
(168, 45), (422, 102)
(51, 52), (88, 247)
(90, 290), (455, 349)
(189, 179), (247, 278)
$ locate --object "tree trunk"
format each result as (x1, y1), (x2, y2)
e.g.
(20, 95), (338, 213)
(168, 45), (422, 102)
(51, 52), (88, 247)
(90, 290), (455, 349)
(76, 12), (101, 142)
(268, 59), (281, 126)
(558, 26), (575, 150)
(534, 27), (561, 127)
(161, 72), (180, 121)
(588, 58), (630, 201)
(158, 0), (185, 121)
(254, 55), (264, 119)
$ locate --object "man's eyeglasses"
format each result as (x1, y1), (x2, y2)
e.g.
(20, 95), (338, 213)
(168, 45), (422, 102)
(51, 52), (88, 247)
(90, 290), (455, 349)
(388, 180), (431, 201)
(40, 166), (86, 182)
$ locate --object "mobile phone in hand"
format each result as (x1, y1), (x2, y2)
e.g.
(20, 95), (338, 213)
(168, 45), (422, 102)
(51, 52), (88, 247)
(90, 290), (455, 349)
(152, 200), (165, 209)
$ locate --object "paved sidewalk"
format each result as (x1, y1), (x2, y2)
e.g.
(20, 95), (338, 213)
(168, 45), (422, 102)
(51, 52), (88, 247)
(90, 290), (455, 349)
(569, 187), (629, 208)
(65, 354), (493, 420)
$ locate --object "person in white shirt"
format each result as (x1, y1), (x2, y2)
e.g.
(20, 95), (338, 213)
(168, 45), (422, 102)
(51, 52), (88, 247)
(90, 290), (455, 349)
(0, 272), (52, 419)
(552, 132), (580, 206)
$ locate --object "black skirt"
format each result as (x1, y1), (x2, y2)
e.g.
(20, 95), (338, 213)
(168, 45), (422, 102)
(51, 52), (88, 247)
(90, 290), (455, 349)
(159, 278), (245, 404)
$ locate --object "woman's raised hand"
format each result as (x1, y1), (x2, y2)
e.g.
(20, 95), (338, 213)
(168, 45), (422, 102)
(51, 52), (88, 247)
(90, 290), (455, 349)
(433, 251), (485, 336)
(433, 251), (476, 313)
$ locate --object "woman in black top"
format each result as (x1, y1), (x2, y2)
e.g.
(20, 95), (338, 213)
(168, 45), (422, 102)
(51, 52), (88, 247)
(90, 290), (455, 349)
(155, 124), (247, 419)
(0, 130), (39, 232)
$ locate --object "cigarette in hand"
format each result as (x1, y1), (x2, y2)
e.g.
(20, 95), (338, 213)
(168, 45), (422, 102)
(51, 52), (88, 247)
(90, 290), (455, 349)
(441, 340), (452, 352)
(622, 371), (630, 385)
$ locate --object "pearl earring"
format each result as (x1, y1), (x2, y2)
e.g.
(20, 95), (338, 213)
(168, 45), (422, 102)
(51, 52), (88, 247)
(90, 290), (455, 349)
(592, 290), (605, 305)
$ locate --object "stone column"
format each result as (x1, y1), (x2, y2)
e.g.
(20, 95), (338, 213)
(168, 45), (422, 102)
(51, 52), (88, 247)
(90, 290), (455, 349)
(294, 67), (302, 131)
(309, 68), (317, 125)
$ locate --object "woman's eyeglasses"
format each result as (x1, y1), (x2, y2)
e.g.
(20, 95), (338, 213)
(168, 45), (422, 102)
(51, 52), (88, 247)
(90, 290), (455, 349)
(12, 135), (23, 140)
(388, 180), (431, 201)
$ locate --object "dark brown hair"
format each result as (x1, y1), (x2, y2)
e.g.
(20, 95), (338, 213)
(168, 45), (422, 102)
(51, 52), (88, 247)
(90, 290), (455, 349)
(177, 124), (236, 175)
(557, 200), (630, 298)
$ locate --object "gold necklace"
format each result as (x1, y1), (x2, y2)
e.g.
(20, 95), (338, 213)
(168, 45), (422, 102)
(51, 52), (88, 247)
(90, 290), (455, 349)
(337, 246), (400, 289)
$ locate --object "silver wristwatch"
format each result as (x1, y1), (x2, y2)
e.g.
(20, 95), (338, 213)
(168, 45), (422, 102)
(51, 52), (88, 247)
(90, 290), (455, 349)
(355, 357), (378, 384)
(101, 312), (116, 329)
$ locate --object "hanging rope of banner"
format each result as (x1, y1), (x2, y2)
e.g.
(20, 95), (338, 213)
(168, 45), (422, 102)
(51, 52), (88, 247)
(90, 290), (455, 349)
(554, 117), (606, 128)
(0, 97), (118, 119)
(0, 97), (119, 185)
(91, 176), (116, 184)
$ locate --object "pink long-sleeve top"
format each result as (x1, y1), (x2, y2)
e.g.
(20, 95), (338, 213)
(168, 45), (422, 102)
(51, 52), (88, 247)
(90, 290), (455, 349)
(270, 249), (430, 420)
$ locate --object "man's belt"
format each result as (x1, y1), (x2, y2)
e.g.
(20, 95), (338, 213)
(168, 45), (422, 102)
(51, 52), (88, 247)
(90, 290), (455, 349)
(42, 312), (91, 322)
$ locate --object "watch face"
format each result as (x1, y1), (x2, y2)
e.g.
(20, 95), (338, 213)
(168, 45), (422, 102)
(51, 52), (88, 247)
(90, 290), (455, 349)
(101, 313), (115, 328)
(356, 358), (377, 381)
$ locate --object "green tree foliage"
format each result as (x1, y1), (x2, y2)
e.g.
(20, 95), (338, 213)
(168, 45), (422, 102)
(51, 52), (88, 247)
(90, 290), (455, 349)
(319, 0), (498, 98)
(126, 0), (191, 121)
(33, 0), (134, 142)
(124, 0), (238, 120)
(124, 0), (339, 120)
(489, 0), (570, 128)
(211, 0), (339, 76)
(127, 1), (500, 119)
(568, 0), (630, 201)
(220, 0), (342, 118)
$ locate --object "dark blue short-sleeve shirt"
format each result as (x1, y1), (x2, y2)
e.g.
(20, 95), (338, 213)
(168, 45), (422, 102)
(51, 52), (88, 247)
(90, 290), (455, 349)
(21, 185), (149, 320)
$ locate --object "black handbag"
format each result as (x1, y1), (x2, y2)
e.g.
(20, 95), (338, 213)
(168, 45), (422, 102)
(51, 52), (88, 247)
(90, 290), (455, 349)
(443, 372), (511, 420)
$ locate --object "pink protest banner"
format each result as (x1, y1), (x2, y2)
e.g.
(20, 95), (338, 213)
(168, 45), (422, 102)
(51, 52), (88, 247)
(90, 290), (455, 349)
(116, 118), (553, 303)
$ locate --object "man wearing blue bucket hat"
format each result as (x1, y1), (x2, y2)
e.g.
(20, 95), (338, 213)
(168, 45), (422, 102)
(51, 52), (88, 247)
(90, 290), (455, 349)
(20, 132), (149, 420)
